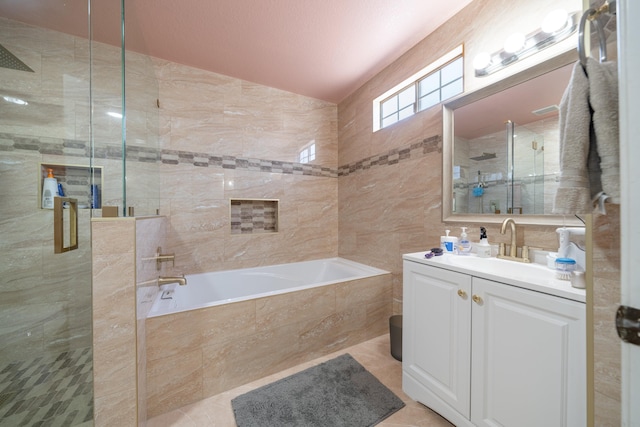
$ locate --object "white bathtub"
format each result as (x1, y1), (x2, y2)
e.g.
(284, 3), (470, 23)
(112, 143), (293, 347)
(147, 257), (389, 317)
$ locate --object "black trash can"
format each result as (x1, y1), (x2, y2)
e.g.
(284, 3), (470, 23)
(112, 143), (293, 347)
(389, 315), (402, 361)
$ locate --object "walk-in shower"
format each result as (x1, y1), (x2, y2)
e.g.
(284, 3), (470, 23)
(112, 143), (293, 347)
(0, 1), (160, 424)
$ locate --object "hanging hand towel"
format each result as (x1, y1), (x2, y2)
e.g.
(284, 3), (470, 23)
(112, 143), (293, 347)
(587, 58), (619, 204)
(553, 61), (593, 214)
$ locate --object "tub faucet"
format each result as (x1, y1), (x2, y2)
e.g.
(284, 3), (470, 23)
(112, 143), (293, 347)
(158, 275), (187, 286)
(497, 217), (530, 263)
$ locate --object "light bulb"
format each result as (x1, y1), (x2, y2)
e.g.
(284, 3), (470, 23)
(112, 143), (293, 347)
(542, 9), (569, 34)
(503, 33), (526, 54)
(473, 52), (492, 70)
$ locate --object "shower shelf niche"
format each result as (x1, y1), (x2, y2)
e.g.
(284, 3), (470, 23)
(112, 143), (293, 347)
(230, 198), (279, 235)
(39, 163), (103, 209)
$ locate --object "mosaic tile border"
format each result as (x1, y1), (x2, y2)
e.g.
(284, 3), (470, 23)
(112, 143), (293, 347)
(0, 133), (338, 178)
(337, 135), (441, 177)
(160, 150), (337, 177)
(1, 132), (440, 179)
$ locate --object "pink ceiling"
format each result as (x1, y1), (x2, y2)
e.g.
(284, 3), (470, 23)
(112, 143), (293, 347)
(0, 0), (473, 103)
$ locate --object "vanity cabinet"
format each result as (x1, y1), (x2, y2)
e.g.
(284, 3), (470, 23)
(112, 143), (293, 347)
(403, 259), (586, 427)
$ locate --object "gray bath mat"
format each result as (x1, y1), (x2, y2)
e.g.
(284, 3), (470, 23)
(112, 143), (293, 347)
(231, 353), (405, 427)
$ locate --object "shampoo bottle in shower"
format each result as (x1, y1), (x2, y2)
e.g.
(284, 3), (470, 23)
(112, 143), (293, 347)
(42, 168), (58, 209)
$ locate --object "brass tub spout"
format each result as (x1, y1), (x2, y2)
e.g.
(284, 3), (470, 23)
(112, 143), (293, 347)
(158, 275), (187, 286)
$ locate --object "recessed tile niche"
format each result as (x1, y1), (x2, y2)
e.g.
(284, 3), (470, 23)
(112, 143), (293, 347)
(230, 199), (279, 235)
(40, 163), (103, 209)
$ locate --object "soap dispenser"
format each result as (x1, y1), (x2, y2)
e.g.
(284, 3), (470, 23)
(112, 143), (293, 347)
(42, 168), (58, 209)
(476, 227), (491, 258)
(458, 227), (471, 255)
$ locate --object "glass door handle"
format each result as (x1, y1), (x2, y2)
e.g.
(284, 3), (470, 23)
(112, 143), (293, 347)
(54, 197), (78, 253)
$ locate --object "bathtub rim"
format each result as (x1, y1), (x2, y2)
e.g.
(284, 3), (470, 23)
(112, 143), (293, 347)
(146, 257), (390, 318)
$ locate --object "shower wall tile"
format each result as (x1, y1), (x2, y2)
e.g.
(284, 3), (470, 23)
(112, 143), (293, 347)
(152, 57), (338, 276)
(0, 148), (93, 364)
(92, 218), (137, 427)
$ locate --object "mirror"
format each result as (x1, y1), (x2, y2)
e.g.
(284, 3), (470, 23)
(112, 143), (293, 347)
(443, 51), (583, 225)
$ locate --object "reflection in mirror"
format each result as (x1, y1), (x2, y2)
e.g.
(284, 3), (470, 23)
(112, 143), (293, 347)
(443, 53), (583, 225)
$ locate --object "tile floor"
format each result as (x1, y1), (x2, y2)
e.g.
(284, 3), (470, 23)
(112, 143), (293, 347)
(147, 334), (453, 427)
(0, 347), (93, 427)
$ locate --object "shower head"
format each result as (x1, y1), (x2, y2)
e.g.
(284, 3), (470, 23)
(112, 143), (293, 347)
(0, 43), (34, 72)
(470, 152), (496, 161)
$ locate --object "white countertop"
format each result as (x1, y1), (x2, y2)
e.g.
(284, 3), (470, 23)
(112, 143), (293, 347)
(403, 251), (586, 303)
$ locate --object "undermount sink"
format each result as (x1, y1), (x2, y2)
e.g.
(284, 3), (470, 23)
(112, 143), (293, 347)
(441, 254), (551, 278)
(403, 252), (586, 303)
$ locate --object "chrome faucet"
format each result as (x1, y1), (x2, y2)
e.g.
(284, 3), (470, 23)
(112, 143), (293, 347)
(158, 275), (187, 286)
(497, 217), (530, 263)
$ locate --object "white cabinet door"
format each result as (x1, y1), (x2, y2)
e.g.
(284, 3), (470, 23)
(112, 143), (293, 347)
(470, 277), (586, 427)
(403, 260), (472, 419)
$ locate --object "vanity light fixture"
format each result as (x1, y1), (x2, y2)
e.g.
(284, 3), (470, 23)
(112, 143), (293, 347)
(474, 10), (578, 77)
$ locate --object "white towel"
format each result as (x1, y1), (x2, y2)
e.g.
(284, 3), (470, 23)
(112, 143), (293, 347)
(587, 58), (619, 204)
(553, 61), (593, 214)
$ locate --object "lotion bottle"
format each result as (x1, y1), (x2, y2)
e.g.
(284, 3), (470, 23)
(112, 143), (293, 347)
(42, 168), (58, 209)
(476, 227), (492, 258)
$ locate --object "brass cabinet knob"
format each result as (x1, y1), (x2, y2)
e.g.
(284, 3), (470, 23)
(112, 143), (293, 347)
(472, 294), (483, 304)
(457, 289), (467, 298)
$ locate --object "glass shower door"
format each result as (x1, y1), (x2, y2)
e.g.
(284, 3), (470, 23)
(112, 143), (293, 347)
(0, 2), (95, 425)
(508, 122), (545, 214)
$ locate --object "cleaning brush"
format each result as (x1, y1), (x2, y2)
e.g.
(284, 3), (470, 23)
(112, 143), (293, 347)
(555, 258), (576, 281)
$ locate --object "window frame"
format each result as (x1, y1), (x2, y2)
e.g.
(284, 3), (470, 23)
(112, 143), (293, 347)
(373, 45), (464, 132)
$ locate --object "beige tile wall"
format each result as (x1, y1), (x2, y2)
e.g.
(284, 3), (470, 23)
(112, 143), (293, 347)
(91, 218), (137, 426)
(145, 273), (391, 418)
(591, 206), (621, 427)
(135, 216), (168, 426)
(153, 59), (339, 275)
(337, 0), (580, 314)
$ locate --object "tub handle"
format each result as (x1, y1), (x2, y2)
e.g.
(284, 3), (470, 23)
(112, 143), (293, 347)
(142, 246), (175, 270)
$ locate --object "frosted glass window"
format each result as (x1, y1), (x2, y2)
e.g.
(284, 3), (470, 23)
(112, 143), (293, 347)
(381, 98), (397, 118)
(377, 53), (464, 130)
(442, 57), (463, 85)
(419, 92), (440, 111)
(419, 73), (439, 96)
(441, 79), (463, 100)
(398, 87), (416, 109)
